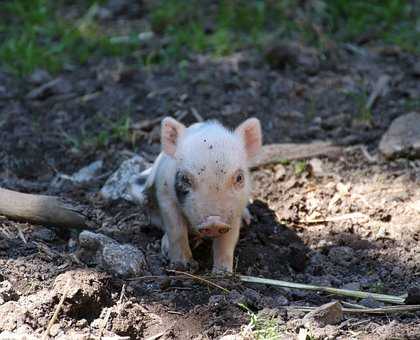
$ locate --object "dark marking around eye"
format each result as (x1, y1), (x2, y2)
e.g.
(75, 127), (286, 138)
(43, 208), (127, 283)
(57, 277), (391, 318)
(134, 176), (146, 186)
(174, 170), (191, 205)
(203, 139), (207, 143)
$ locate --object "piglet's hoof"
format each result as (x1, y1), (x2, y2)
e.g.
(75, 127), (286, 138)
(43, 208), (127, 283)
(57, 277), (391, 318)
(169, 259), (199, 273)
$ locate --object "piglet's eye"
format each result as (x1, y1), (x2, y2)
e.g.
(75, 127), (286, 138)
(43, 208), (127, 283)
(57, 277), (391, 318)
(233, 169), (245, 188)
(236, 173), (243, 183)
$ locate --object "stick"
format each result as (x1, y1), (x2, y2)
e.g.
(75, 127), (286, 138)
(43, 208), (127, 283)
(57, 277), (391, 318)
(289, 304), (420, 315)
(0, 188), (88, 229)
(166, 269), (230, 293)
(251, 142), (342, 169)
(191, 108), (204, 122)
(239, 275), (405, 304)
(298, 212), (369, 224)
(42, 279), (71, 339)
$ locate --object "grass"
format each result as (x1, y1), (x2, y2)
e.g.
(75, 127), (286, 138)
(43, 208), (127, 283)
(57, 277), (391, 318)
(243, 312), (282, 340)
(62, 113), (137, 152)
(0, 1), (418, 75)
(150, 0), (419, 61)
(0, 0), (135, 75)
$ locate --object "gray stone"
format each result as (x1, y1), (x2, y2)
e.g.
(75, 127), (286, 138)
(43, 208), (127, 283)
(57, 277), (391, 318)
(379, 112), (420, 159)
(100, 156), (151, 202)
(79, 231), (147, 277)
(302, 301), (343, 328)
(51, 160), (103, 188)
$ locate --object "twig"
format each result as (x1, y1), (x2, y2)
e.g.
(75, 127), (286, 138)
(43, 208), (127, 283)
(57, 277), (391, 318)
(127, 275), (167, 281)
(359, 145), (377, 164)
(175, 110), (189, 121)
(341, 301), (368, 309)
(251, 142), (342, 169)
(132, 116), (165, 130)
(166, 269), (230, 293)
(298, 212), (368, 224)
(191, 107), (204, 122)
(239, 275), (406, 304)
(42, 278), (71, 340)
(288, 304), (420, 315)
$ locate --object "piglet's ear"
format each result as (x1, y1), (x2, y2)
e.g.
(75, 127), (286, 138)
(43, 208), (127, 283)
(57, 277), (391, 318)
(161, 117), (186, 158)
(235, 118), (262, 160)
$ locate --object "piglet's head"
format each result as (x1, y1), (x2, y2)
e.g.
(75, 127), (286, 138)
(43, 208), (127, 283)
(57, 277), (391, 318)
(161, 117), (262, 237)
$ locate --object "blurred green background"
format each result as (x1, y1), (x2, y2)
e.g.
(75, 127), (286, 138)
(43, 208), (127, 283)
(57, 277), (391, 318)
(0, 0), (419, 75)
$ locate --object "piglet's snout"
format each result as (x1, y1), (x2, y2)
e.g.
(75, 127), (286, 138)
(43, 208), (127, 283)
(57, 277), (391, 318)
(197, 216), (231, 237)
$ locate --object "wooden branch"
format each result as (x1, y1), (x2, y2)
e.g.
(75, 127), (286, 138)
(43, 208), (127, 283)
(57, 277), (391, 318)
(0, 188), (88, 229)
(251, 142), (342, 169)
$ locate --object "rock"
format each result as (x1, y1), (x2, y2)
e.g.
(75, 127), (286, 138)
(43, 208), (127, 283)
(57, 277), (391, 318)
(79, 231), (147, 277)
(28, 69), (52, 85)
(72, 160), (103, 183)
(51, 160), (103, 188)
(53, 269), (111, 316)
(26, 77), (73, 100)
(0, 280), (19, 304)
(307, 158), (324, 177)
(302, 301), (343, 328)
(379, 112), (420, 159)
(100, 156), (151, 202)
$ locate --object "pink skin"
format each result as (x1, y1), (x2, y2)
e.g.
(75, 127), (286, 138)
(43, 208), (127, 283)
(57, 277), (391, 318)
(150, 117), (262, 273)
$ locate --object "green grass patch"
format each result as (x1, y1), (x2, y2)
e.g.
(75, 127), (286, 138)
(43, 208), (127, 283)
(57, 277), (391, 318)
(0, 0), (135, 75)
(244, 312), (282, 340)
(1, 1), (418, 75)
(149, 0), (419, 60)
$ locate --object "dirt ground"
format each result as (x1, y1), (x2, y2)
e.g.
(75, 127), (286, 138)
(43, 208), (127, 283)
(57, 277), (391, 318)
(1, 28), (420, 339)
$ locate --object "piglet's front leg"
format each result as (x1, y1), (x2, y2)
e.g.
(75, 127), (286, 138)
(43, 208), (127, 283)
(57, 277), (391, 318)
(212, 220), (241, 273)
(160, 202), (198, 272)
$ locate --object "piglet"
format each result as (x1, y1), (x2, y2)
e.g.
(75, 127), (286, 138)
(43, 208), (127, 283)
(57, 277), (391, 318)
(137, 117), (262, 273)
